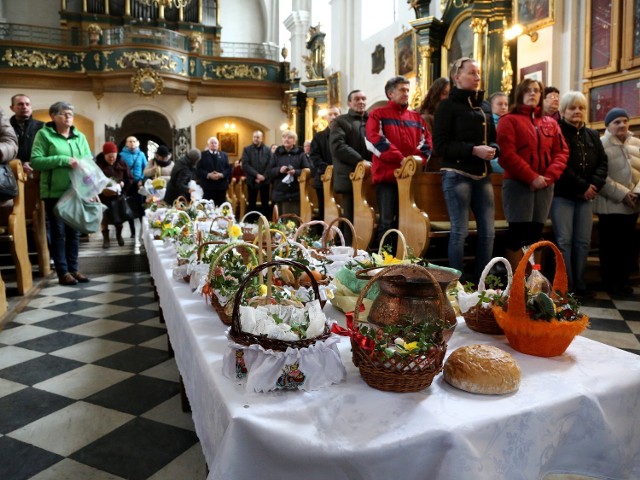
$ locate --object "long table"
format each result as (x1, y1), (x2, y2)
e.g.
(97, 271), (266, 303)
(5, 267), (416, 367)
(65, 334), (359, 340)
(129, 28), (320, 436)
(144, 228), (640, 480)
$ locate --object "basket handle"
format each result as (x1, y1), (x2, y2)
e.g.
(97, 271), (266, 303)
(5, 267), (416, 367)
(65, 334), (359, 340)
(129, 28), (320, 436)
(207, 241), (262, 282)
(324, 217), (358, 254)
(208, 216), (230, 233)
(230, 259), (322, 338)
(196, 240), (225, 262)
(352, 264), (446, 327)
(293, 220), (329, 244)
(240, 210), (264, 223)
(378, 229), (407, 260)
(478, 256), (513, 296)
(173, 196), (190, 210)
(272, 239), (312, 261)
(508, 240), (568, 319)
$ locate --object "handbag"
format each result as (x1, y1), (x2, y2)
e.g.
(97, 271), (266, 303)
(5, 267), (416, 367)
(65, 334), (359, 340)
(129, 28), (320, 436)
(54, 188), (106, 234)
(0, 163), (18, 202)
(104, 195), (136, 225)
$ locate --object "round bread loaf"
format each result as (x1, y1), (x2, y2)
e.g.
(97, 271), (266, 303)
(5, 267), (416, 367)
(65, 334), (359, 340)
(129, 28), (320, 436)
(444, 344), (521, 394)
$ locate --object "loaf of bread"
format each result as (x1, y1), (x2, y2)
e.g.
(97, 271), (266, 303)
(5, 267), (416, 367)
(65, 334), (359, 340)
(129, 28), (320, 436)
(444, 344), (521, 394)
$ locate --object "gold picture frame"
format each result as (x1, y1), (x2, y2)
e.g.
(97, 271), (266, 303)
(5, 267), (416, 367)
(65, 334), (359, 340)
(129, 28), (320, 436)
(327, 72), (341, 107)
(217, 132), (238, 156)
(514, 0), (555, 33)
(394, 30), (417, 78)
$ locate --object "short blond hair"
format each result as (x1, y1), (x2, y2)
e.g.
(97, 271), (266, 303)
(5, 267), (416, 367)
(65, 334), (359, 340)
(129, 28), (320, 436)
(559, 91), (587, 114)
(281, 129), (298, 142)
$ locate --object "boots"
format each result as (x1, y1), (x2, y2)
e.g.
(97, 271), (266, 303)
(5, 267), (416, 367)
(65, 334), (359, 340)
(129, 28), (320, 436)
(115, 225), (125, 246)
(102, 229), (110, 249)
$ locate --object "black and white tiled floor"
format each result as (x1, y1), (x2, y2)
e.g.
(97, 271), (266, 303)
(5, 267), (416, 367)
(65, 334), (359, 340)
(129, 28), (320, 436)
(0, 229), (639, 479)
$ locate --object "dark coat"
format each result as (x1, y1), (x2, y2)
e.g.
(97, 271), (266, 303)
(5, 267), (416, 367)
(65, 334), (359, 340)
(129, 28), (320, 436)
(10, 115), (43, 162)
(164, 156), (196, 205)
(196, 149), (231, 198)
(95, 152), (134, 204)
(329, 109), (371, 193)
(555, 119), (608, 200)
(433, 86), (499, 177)
(241, 142), (272, 188)
(268, 145), (311, 203)
(310, 127), (331, 189)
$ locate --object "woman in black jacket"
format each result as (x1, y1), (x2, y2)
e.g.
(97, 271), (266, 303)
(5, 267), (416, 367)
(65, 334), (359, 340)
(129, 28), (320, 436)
(268, 130), (311, 216)
(432, 57), (499, 282)
(551, 91), (608, 296)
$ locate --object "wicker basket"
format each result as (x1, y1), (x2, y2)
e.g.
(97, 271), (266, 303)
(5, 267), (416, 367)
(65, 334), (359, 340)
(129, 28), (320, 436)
(230, 259), (330, 351)
(350, 265), (448, 392)
(493, 241), (589, 357)
(205, 241), (262, 325)
(462, 257), (512, 335)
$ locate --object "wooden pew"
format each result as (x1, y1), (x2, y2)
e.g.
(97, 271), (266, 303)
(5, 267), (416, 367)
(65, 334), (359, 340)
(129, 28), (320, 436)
(298, 167), (315, 223)
(24, 174), (50, 276)
(351, 160), (377, 251)
(321, 165), (341, 225)
(226, 177), (237, 214)
(0, 160), (33, 295)
(396, 157), (510, 256)
(235, 177), (247, 219)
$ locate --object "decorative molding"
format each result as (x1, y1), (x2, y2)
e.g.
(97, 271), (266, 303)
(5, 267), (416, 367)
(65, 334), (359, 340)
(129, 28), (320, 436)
(117, 51), (178, 72)
(1, 48), (71, 69)
(210, 64), (268, 80)
(131, 67), (164, 97)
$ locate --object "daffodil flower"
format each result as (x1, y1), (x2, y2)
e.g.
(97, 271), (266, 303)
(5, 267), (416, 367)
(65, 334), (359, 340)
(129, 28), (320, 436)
(259, 284), (268, 296)
(286, 220), (296, 230)
(394, 337), (418, 353)
(228, 224), (242, 240)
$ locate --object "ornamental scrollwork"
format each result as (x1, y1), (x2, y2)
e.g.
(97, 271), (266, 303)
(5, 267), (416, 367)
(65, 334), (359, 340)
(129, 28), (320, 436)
(117, 51), (177, 72)
(2, 49), (71, 69)
(212, 64), (268, 80)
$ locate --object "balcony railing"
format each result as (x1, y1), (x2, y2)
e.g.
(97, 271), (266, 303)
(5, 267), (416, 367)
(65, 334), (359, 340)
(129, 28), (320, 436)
(0, 23), (279, 61)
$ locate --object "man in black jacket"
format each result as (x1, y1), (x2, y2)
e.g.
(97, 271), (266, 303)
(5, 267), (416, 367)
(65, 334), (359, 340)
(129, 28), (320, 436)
(241, 130), (272, 216)
(329, 90), (371, 242)
(9, 93), (43, 174)
(196, 136), (231, 206)
(310, 105), (340, 222)
(165, 148), (201, 205)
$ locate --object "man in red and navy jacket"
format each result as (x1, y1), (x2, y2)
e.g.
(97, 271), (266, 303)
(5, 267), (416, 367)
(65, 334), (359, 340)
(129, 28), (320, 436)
(365, 75), (431, 252)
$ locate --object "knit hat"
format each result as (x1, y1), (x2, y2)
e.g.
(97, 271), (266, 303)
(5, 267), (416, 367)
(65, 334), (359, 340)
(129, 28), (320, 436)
(156, 145), (170, 157)
(102, 142), (118, 155)
(186, 148), (201, 163)
(604, 108), (629, 127)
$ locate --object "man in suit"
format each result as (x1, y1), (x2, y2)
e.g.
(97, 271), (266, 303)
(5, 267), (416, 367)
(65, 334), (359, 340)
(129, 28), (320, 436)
(9, 93), (43, 174)
(196, 136), (231, 206)
(241, 130), (272, 216)
(310, 105), (340, 222)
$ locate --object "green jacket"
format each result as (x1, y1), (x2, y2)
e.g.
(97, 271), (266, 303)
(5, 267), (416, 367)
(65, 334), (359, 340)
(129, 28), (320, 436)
(31, 122), (92, 199)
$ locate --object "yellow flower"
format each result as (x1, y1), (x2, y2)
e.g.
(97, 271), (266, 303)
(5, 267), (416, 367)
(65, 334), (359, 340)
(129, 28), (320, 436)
(403, 341), (419, 351)
(163, 222), (172, 229)
(394, 337), (418, 352)
(259, 284), (268, 296)
(382, 251), (402, 265)
(228, 224), (242, 239)
(286, 220), (296, 230)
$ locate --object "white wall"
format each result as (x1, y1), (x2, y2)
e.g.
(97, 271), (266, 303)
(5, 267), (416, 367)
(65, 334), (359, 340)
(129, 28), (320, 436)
(219, 0), (266, 43)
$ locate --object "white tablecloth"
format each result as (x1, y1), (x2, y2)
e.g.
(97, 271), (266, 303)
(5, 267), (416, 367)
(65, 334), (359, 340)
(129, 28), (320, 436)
(143, 228), (640, 480)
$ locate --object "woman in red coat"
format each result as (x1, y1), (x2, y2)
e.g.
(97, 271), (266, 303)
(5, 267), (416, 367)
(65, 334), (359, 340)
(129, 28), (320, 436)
(496, 79), (569, 269)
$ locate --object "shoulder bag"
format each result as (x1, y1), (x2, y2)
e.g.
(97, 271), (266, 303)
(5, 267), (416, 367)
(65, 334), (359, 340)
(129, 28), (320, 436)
(0, 163), (18, 202)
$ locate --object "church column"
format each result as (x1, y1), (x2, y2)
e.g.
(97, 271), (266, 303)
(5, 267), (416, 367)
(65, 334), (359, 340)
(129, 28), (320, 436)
(284, 0), (311, 81)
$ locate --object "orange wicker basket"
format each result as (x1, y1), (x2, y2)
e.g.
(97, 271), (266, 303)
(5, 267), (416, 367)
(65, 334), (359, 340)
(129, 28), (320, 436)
(350, 265), (448, 392)
(493, 241), (589, 357)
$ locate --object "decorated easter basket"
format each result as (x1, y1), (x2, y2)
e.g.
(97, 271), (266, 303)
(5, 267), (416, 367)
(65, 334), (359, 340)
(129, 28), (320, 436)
(230, 259), (331, 352)
(460, 257), (512, 335)
(493, 241), (590, 357)
(347, 265), (448, 393)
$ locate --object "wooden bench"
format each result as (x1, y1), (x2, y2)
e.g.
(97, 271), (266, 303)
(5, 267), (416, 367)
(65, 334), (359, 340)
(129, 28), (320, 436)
(0, 160), (33, 296)
(351, 161), (377, 251)
(321, 165), (341, 225)
(298, 168), (316, 223)
(396, 156), (510, 256)
(24, 174), (50, 276)
(226, 177), (238, 214)
(234, 177), (247, 219)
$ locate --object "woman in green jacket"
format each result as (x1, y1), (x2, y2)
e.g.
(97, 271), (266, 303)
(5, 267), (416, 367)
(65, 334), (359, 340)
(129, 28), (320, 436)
(31, 101), (92, 285)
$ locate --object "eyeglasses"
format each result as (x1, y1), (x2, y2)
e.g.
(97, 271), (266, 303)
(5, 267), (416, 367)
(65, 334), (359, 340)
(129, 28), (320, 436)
(545, 93), (559, 99)
(57, 112), (74, 118)
(524, 87), (541, 95)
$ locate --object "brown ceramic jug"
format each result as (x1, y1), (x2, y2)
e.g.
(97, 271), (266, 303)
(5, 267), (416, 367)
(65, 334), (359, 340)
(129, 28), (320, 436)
(359, 265), (459, 341)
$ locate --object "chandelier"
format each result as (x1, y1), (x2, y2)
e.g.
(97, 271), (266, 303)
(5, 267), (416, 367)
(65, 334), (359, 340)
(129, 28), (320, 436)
(138, 0), (191, 8)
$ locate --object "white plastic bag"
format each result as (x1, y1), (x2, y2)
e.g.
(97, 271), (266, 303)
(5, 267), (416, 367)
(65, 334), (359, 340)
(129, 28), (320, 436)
(71, 158), (110, 200)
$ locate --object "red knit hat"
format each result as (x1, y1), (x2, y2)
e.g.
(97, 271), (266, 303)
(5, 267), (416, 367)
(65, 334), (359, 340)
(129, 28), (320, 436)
(102, 142), (118, 154)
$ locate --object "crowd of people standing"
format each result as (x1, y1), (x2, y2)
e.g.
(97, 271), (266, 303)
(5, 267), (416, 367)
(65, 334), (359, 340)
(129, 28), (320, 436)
(2, 65), (639, 294)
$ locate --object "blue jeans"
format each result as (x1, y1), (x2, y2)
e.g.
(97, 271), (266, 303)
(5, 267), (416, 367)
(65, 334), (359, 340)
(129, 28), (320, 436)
(375, 182), (399, 253)
(44, 198), (80, 277)
(550, 196), (593, 291)
(442, 171), (495, 279)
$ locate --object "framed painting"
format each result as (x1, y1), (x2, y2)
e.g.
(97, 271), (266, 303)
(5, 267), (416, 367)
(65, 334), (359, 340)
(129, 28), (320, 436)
(217, 132), (238, 156)
(520, 61), (548, 86)
(514, 0), (555, 32)
(394, 30), (416, 78)
(328, 71), (341, 107)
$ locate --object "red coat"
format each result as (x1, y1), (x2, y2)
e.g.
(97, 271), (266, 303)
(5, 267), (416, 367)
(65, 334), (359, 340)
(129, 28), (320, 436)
(365, 101), (431, 184)
(497, 106), (568, 185)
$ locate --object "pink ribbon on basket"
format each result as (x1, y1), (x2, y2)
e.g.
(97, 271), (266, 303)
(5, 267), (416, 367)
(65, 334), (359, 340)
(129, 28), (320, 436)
(331, 305), (375, 352)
